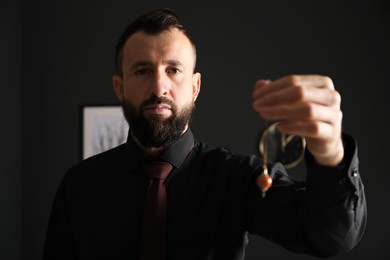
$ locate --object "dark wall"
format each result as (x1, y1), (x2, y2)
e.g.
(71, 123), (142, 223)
(0, 0), (22, 259)
(4, 0), (388, 259)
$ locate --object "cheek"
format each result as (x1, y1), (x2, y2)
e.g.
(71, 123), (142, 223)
(176, 78), (197, 99)
(173, 87), (195, 105)
(122, 82), (146, 104)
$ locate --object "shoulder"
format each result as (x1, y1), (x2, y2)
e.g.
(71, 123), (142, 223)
(65, 143), (128, 181)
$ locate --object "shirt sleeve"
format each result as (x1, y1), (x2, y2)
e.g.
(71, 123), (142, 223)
(247, 132), (367, 258)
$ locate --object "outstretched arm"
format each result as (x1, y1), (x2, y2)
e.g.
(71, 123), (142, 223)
(249, 75), (366, 257)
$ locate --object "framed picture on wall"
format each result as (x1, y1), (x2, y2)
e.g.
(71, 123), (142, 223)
(82, 105), (128, 160)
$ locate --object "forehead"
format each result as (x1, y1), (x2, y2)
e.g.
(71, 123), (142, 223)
(122, 28), (195, 68)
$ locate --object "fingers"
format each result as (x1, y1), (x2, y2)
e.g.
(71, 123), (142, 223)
(254, 85), (341, 110)
(253, 75), (337, 104)
(266, 74), (334, 90)
(252, 74), (344, 166)
(252, 74), (342, 140)
(253, 75), (341, 115)
(256, 103), (342, 124)
(253, 74), (335, 99)
(275, 110), (343, 139)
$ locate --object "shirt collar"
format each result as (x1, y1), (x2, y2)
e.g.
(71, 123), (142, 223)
(160, 128), (194, 168)
(125, 128), (195, 170)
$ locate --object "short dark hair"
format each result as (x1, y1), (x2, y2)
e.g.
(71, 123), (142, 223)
(114, 8), (196, 75)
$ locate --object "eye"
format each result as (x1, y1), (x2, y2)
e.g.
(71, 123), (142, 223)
(167, 68), (181, 75)
(135, 69), (151, 75)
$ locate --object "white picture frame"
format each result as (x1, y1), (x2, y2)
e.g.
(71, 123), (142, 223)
(82, 105), (128, 159)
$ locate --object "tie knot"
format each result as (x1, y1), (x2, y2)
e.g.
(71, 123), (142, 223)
(142, 161), (173, 180)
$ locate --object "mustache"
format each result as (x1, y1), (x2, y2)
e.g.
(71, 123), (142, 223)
(140, 95), (176, 110)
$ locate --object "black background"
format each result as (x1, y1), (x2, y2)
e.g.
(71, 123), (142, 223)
(1, 0), (389, 259)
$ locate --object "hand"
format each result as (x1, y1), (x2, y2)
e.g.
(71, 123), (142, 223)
(252, 75), (344, 166)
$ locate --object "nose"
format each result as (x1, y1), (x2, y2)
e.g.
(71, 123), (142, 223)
(150, 70), (169, 97)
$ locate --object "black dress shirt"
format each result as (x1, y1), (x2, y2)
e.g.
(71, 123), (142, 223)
(43, 128), (366, 260)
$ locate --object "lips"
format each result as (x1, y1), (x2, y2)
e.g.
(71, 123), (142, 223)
(143, 104), (172, 115)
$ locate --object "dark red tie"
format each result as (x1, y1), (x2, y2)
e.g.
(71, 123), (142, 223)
(140, 161), (173, 260)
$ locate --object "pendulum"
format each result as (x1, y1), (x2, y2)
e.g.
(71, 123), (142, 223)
(256, 122), (306, 198)
(257, 162), (272, 198)
(257, 124), (272, 198)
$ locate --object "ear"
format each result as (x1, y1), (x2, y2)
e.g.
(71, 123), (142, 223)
(112, 75), (124, 101)
(192, 72), (201, 102)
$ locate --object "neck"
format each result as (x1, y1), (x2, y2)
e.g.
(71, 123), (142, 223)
(131, 132), (164, 157)
(131, 125), (189, 158)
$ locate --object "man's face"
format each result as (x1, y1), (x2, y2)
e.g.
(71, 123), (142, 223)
(113, 28), (201, 148)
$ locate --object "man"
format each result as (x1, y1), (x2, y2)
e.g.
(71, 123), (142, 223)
(43, 8), (366, 260)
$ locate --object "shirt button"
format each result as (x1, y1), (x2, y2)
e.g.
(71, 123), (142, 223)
(352, 169), (358, 177)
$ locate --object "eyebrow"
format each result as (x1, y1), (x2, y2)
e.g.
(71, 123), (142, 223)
(129, 60), (186, 70)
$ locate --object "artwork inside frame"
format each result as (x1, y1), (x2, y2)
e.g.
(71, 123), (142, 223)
(82, 105), (129, 160)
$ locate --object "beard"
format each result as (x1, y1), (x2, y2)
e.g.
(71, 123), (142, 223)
(121, 95), (195, 149)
